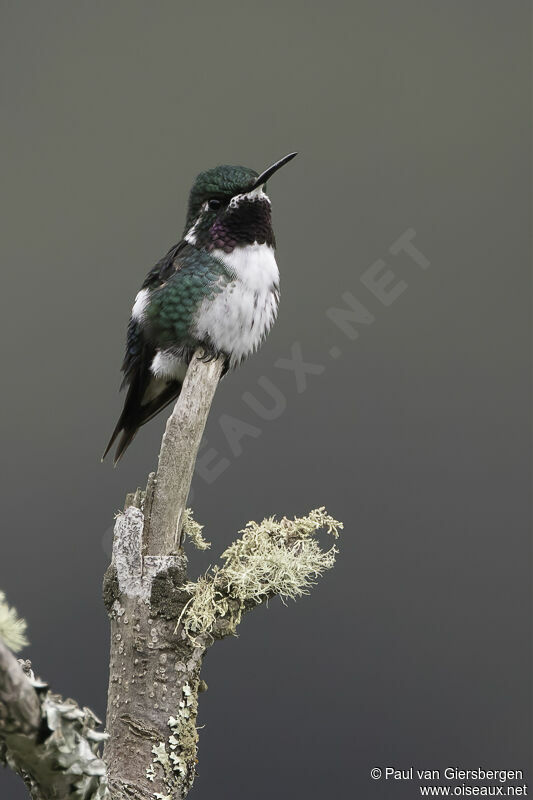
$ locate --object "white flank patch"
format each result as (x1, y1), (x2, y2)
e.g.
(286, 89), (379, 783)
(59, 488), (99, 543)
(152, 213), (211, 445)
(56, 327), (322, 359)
(150, 350), (188, 381)
(131, 288), (150, 321)
(193, 242), (279, 368)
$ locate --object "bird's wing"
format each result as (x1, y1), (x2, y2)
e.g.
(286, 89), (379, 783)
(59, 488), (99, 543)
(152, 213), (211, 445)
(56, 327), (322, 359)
(141, 240), (188, 290)
(120, 316), (144, 389)
(103, 241), (186, 463)
(103, 242), (228, 464)
(119, 240), (190, 389)
(144, 245), (228, 350)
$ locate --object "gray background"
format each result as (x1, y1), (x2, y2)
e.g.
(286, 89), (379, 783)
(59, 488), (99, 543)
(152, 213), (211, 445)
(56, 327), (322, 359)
(1, 1), (530, 798)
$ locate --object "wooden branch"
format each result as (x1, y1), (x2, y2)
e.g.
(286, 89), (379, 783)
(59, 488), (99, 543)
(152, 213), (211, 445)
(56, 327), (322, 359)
(0, 640), (108, 800)
(144, 350), (224, 555)
(0, 640), (40, 737)
(0, 344), (341, 800)
(103, 351), (223, 800)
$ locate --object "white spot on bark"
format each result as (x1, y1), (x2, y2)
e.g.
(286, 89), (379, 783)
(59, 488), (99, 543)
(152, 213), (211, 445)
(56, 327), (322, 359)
(112, 507), (184, 601)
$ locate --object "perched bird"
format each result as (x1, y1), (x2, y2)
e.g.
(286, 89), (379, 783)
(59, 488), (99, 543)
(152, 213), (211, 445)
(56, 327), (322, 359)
(103, 152), (297, 465)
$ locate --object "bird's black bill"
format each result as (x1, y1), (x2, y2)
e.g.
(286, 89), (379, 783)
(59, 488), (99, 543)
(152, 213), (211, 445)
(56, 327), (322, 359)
(251, 152), (297, 190)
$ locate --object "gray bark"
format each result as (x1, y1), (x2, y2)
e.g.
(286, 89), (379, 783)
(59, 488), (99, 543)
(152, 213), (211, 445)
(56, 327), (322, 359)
(144, 353), (224, 555)
(102, 350), (223, 800)
(0, 346), (341, 800)
(0, 640), (108, 800)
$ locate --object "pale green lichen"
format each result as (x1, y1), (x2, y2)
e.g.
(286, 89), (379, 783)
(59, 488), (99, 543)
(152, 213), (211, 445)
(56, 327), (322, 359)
(146, 683), (199, 797)
(0, 590), (28, 652)
(183, 508), (211, 551)
(147, 741), (173, 797)
(42, 696), (108, 797)
(151, 741), (170, 771)
(180, 507), (342, 639)
(167, 681), (199, 789)
(8, 680), (110, 799)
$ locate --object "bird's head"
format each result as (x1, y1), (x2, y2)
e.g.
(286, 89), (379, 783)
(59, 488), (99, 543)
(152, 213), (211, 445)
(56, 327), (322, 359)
(183, 153), (297, 253)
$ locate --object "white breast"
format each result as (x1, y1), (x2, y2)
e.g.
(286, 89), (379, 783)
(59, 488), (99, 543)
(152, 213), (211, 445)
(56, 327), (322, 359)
(193, 242), (279, 368)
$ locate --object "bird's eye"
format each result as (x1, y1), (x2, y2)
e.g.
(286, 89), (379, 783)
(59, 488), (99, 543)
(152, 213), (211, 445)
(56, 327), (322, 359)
(208, 198), (222, 210)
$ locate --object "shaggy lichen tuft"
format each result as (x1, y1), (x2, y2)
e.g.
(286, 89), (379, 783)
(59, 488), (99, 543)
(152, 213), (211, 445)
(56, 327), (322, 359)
(0, 590), (28, 652)
(182, 508), (211, 551)
(180, 507), (342, 639)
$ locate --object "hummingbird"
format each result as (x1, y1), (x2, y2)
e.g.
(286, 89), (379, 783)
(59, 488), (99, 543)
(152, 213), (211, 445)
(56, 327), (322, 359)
(103, 152), (297, 465)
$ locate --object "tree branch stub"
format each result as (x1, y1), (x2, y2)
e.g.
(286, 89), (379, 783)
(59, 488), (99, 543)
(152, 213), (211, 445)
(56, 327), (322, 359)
(0, 640), (109, 800)
(0, 342), (343, 800)
(103, 354), (224, 799)
(144, 350), (224, 556)
(0, 640), (40, 738)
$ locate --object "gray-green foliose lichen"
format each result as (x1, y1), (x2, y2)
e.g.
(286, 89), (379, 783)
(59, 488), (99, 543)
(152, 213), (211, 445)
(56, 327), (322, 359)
(146, 681), (199, 797)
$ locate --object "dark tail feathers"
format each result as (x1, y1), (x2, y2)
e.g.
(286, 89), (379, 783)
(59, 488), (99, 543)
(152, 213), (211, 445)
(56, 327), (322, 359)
(102, 376), (182, 466)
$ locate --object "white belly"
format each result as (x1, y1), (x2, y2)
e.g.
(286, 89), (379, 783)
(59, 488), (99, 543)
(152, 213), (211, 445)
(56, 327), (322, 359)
(192, 242), (279, 368)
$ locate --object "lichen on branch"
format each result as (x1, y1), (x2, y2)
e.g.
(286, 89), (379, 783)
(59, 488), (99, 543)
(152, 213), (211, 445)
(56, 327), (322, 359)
(0, 649), (109, 800)
(182, 508), (211, 551)
(0, 591), (28, 653)
(179, 507), (343, 640)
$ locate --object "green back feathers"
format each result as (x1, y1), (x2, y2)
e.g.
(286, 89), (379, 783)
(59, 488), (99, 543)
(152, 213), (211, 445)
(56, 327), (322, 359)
(185, 165), (258, 230)
(146, 249), (229, 344)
